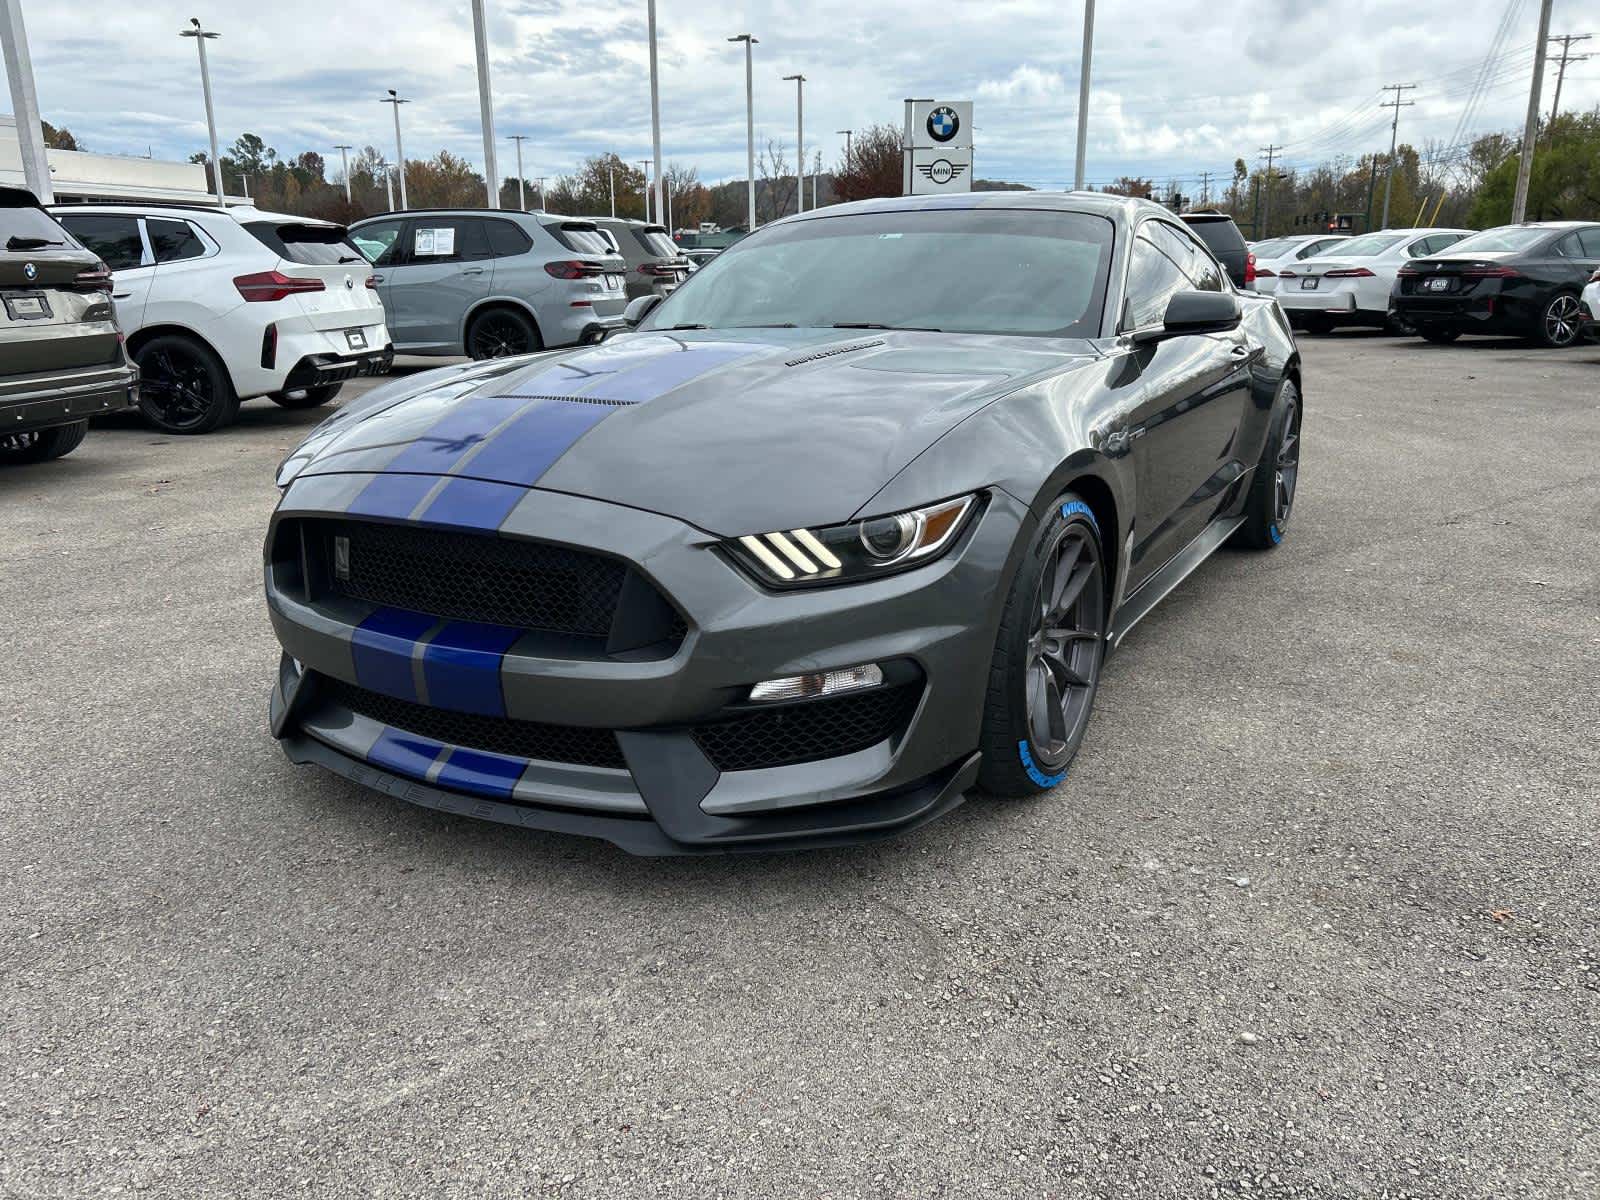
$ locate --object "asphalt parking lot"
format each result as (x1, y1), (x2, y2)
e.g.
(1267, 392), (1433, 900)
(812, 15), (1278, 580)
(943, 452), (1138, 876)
(4, 334), (1597, 1199)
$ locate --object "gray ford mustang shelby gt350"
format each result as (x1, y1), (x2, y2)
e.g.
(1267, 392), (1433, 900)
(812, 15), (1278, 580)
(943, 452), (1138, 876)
(266, 192), (1301, 854)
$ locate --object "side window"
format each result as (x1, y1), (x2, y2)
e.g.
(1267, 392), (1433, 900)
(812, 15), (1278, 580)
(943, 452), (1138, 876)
(407, 218), (490, 264)
(1404, 237), (1435, 259)
(1122, 232), (1190, 330)
(58, 214), (144, 271)
(147, 218), (207, 263)
(1149, 221), (1222, 292)
(1431, 234), (1465, 253)
(484, 219), (532, 258)
(1553, 233), (1583, 258)
(1577, 229), (1600, 257)
(352, 220), (404, 267)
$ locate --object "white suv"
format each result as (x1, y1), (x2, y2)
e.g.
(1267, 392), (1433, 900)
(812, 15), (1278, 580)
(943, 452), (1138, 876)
(51, 204), (392, 433)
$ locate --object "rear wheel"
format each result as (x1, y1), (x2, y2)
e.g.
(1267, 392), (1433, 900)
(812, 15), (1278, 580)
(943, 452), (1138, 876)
(978, 495), (1107, 797)
(1419, 326), (1462, 344)
(0, 421), (89, 464)
(1231, 379), (1300, 550)
(134, 335), (238, 434)
(1535, 291), (1583, 348)
(268, 382), (343, 409)
(467, 307), (541, 359)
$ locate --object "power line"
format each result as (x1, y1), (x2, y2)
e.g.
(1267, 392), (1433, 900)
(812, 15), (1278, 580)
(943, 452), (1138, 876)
(1546, 33), (1591, 129)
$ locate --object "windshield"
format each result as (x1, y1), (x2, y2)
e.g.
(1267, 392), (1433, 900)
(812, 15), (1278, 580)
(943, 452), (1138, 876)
(1250, 238), (1297, 258)
(643, 209), (1115, 337)
(1321, 233), (1405, 257)
(1444, 225), (1551, 254)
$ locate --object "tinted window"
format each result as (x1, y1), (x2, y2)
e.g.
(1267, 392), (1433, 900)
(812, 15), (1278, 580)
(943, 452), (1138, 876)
(646, 209), (1114, 338)
(1331, 233), (1406, 257)
(1149, 221), (1222, 291)
(351, 219), (403, 266)
(148, 218), (207, 263)
(1181, 217), (1246, 259)
(1430, 233), (1466, 253)
(634, 227), (679, 258)
(484, 219), (532, 257)
(1445, 226), (1552, 254)
(405, 217), (490, 263)
(1, 201), (73, 248)
(1578, 229), (1600, 257)
(1403, 237), (1436, 259)
(1298, 238), (1343, 258)
(58, 213), (144, 270)
(1553, 233), (1583, 258)
(243, 221), (364, 266)
(547, 222), (614, 255)
(1123, 232), (1191, 330)
(1250, 238), (1296, 259)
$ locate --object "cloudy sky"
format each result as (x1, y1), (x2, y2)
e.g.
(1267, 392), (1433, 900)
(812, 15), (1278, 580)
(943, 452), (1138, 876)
(4, 0), (1593, 193)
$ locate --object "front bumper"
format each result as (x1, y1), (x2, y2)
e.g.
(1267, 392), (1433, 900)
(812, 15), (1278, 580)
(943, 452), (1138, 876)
(0, 361), (138, 435)
(265, 478), (1027, 853)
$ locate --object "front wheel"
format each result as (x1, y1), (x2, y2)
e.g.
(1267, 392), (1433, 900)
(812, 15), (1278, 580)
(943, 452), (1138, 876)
(977, 495), (1107, 797)
(1535, 292), (1583, 348)
(269, 383), (343, 409)
(1231, 378), (1300, 550)
(134, 335), (238, 434)
(467, 307), (541, 359)
(0, 421), (89, 464)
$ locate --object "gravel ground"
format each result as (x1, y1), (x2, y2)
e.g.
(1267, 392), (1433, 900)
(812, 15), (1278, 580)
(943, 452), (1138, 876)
(2, 335), (1596, 1199)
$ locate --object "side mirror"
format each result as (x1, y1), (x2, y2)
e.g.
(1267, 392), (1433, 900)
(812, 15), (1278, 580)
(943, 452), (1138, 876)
(623, 294), (663, 328)
(1131, 289), (1243, 344)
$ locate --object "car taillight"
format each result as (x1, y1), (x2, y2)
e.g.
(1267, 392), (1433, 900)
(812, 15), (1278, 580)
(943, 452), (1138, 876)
(1255, 266), (1277, 278)
(1396, 266), (1420, 277)
(365, 275), (378, 289)
(73, 261), (114, 292)
(1589, 269), (1600, 283)
(544, 260), (604, 280)
(234, 270), (326, 302)
(1277, 270), (1297, 280)
(1244, 251), (1256, 285)
(1323, 267), (1376, 278)
(1461, 266), (1520, 279)
(637, 262), (678, 277)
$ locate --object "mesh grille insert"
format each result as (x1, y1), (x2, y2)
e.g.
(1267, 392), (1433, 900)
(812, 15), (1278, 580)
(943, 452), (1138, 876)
(692, 685), (920, 772)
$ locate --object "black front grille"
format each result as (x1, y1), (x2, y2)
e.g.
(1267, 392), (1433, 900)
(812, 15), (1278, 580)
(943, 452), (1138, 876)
(692, 685), (920, 772)
(322, 676), (626, 769)
(310, 519), (676, 642)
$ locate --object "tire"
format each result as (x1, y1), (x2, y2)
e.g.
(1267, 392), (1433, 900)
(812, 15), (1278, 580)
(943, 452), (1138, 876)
(1534, 291), (1583, 348)
(977, 494), (1108, 797)
(1386, 311), (1417, 336)
(1419, 326), (1461, 344)
(1299, 314), (1333, 336)
(467, 306), (541, 360)
(1231, 378), (1301, 550)
(268, 382), (343, 409)
(0, 420), (89, 464)
(134, 334), (239, 434)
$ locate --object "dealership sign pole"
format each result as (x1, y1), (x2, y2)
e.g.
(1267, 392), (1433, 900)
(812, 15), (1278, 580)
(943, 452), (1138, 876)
(1074, 0), (1094, 190)
(470, 0), (499, 209)
(179, 18), (225, 206)
(1, 0), (53, 203)
(383, 90), (410, 210)
(902, 99), (974, 195)
(729, 34), (759, 230)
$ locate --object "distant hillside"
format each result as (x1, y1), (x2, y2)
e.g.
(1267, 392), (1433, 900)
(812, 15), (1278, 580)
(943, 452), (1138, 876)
(973, 179), (1035, 192)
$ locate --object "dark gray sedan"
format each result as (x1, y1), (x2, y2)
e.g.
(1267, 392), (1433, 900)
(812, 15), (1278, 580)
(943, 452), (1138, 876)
(266, 192), (1301, 853)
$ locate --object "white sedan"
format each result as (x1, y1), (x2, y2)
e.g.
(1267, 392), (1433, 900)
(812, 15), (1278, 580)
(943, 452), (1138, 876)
(1275, 227), (1472, 334)
(1581, 269), (1600, 340)
(1248, 233), (1350, 295)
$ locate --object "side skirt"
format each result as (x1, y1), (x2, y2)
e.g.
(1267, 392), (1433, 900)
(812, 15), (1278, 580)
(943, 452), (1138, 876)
(1107, 515), (1246, 649)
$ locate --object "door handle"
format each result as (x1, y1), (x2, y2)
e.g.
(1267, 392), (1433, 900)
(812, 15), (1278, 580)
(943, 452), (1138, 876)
(369, 274), (384, 284)
(461, 267), (486, 276)
(112, 292), (132, 299)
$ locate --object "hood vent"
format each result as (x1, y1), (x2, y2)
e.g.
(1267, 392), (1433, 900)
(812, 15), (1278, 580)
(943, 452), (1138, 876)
(511, 393), (638, 407)
(784, 339), (885, 368)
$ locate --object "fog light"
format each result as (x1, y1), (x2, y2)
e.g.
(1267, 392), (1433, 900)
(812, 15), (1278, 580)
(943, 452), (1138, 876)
(749, 663), (883, 703)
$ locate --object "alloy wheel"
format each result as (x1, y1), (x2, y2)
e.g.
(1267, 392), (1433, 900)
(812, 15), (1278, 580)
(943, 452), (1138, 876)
(0, 431), (42, 454)
(1274, 400), (1301, 524)
(1023, 524), (1105, 769)
(140, 346), (217, 431)
(470, 313), (534, 358)
(1544, 294), (1582, 346)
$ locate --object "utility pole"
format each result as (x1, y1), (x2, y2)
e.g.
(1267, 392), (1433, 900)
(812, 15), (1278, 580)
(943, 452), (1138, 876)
(609, 166), (616, 217)
(1378, 83), (1416, 228)
(647, 0), (664, 227)
(383, 89), (410, 210)
(470, 0), (499, 208)
(1514, 0), (1554, 222)
(638, 159), (652, 222)
(378, 158), (394, 211)
(508, 134), (529, 209)
(1073, 0), (1095, 190)
(2, 0), (54, 203)
(729, 34), (759, 231)
(837, 129), (853, 175)
(1198, 169), (1213, 208)
(1546, 32), (1591, 132)
(783, 74), (806, 214)
(334, 144), (353, 203)
(180, 18), (225, 206)
(1258, 144), (1283, 238)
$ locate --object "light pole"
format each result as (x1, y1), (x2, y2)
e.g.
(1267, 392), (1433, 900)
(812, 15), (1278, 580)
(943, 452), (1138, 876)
(508, 134), (529, 209)
(609, 166), (616, 217)
(382, 89), (409, 210)
(729, 34), (758, 230)
(2, 1), (54, 203)
(334, 144), (353, 203)
(1073, 0), (1095, 190)
(377, 157), (394, 211)
(647, 0), (664, 226)
(638, 159), (652, 222)
(180, 18), (226, 206)
(837, 129), (852, 175)
(783, 73), (806, 214)
(470, 0), (499, 208)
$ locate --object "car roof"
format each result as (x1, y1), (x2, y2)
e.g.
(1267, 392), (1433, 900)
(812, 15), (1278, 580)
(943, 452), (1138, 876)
(784, 190), (1170, 226)
(350, 208), (538, 224)
(47, 201), (335, 227)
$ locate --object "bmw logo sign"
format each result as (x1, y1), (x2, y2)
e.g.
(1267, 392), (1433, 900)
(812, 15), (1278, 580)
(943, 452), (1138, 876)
(927, 106), (960, 143)
(343, 274), (354, 290)
(23, 262), (37, 281)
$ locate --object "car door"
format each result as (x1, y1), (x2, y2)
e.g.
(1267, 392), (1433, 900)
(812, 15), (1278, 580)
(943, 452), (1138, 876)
(350, 217), (408, 343)
(55, 211), (153, 331)
(381, 216), (493, 351)
(1120, 221), (1255, 591)
(1556, 229), (1600, 290)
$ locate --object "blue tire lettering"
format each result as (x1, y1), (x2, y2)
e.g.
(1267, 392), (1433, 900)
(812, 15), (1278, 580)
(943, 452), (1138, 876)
(1018, 739), (1067, 788)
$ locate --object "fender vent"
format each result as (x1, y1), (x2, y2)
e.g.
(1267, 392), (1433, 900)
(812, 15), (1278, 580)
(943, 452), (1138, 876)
(784, 340), (884, 368)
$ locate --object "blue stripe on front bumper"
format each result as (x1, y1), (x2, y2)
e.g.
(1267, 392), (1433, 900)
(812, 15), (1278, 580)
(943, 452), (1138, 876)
(434, 746), (526, 799)
(351, 607), (435, 701)
(367, 728), (446, 778)
(421, 621), (521, 716)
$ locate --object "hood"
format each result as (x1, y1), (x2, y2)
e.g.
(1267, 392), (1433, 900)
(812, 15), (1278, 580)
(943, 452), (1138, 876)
(287, 328), (1092, 535)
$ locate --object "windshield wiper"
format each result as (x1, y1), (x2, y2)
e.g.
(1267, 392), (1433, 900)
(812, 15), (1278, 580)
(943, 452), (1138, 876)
(831, 321), (942, 332)
(337, 254), (362, 263)
(6, 236), (63, 251)
(666, 322), (709, 330)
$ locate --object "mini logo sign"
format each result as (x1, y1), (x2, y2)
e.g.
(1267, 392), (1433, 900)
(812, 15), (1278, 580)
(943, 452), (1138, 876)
(23, 262), (37, 281)
(927, 106), (960, 143)
(916, 159), (967, 185)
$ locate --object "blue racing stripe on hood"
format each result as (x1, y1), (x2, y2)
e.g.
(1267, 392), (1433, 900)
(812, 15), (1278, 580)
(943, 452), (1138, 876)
(418, 476), (525, 530)
(456, 398), (614, 486)
(379, 392), (537, 475)
(600, 344), (756, 403)
(348, 473), (438, 520)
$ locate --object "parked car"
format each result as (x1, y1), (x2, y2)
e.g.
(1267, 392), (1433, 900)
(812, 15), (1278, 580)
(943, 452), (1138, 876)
(683, 247), (722, 269)
(52, 203), (389, 434)
(1275, 227), (1471, 334)
(1581, 268), (1600, 340)
(1247, 233), (1350, 295)
(350, 210), (627, 360)
(1, 187), (138, 464)
(266, 193), (1301, 854)
(1392, 221), (1600, 347)
(1179, 212), (1252, 287)
(591, 218), (691, 301)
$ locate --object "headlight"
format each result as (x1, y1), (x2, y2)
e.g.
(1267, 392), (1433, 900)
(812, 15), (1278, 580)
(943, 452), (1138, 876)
(728, 494), (977, 587)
